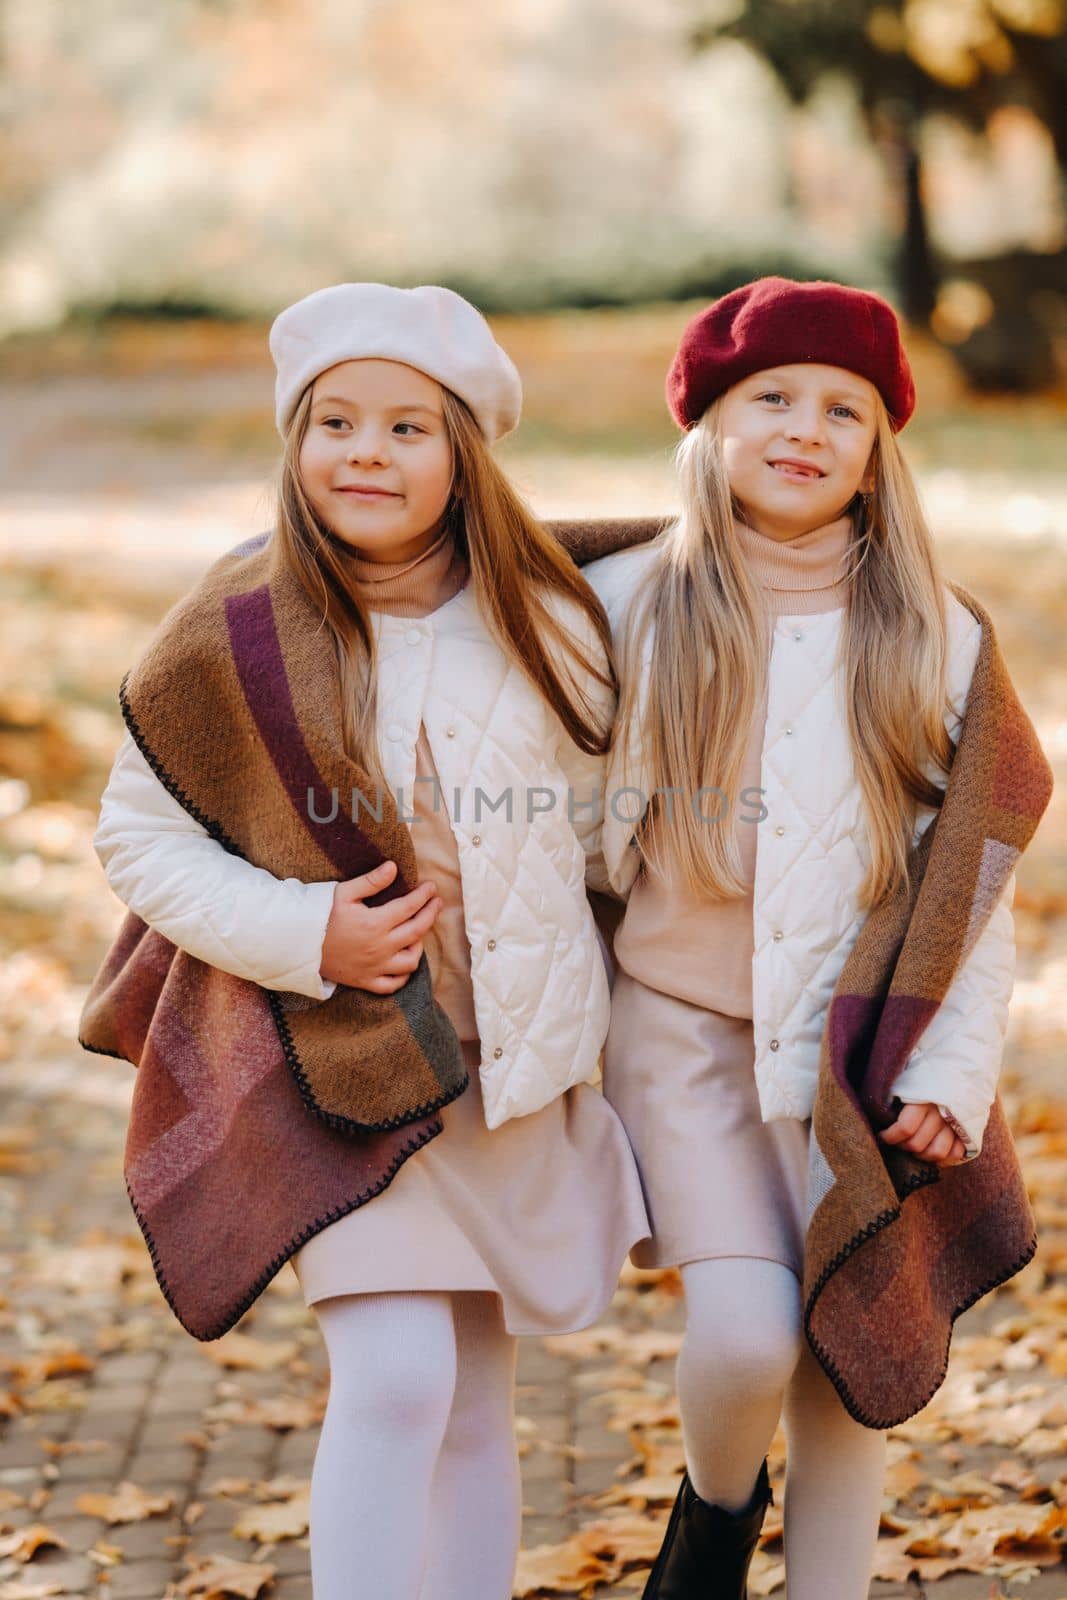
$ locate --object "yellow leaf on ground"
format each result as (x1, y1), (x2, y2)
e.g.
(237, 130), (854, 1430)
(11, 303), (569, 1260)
(0, 1581), (67, 1599)
(5, 1348), (95, 1386)
(76, 1480), (175, 1523)
(603, 1394), (681, 1433)
(623, 1438), (686, 1479)
(612, 1331), (684, 1366)
(542, 1327), (626, 1361)
(748, 1551), (787, 1595)
(209, 1394), (323, 1431)
(232, 1487), (310, 1543)
(18, 1380), (87, 1413)
(207, 1333), (299, 1371)
(990, 1458), (1039, 1492)
(207, 1478), (255, 1500)
(513, 1514), (669, 1597)
(87, 1540), (124, 1566)
(595, 1473), (683, 1509)
(513, 1535), (607, 1596)
(248, 1475), (309, 1502)
(0, 1525), (67, 1562)
(579, 1513), (671, 1568)
(175, 1555), (277, 1598)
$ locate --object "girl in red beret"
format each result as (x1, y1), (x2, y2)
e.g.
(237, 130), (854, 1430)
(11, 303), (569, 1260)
(583, 277), (1026, 1598)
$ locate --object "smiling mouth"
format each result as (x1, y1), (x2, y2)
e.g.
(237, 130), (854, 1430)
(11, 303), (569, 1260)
(769, 460), (825, 480)
(335, 487), (401, 498)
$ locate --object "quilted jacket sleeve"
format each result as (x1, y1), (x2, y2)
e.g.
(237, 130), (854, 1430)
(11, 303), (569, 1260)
(93, 731), (338, 1000)
(891, 594), (1016, 1158)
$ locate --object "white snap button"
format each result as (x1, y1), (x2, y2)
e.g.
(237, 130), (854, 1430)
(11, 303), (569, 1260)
(446, 728), (456, 738)
(775, 825), (785, 837)
(769, 1038), (780, 1051)
(773, 930), (783, 941)
(784, 726), (794, 736)
(492, 1046), (503, 1059)
(405, 628), (421, 646)
(793, 632), (803, 642)
(472, 834), (482, 846)
(487, 938), (496, 951)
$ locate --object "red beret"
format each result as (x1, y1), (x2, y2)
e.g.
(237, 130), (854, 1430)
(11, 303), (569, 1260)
(666, 276), (916, 433)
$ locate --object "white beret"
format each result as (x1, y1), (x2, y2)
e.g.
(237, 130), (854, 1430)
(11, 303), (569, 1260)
(269, 282), (522, 442)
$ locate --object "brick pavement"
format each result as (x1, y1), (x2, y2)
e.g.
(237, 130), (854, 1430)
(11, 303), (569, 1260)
(2, 1047), (1066, 1599)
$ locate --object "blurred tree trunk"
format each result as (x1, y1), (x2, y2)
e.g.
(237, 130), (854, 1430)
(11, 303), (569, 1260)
(897, 126), (938, 325)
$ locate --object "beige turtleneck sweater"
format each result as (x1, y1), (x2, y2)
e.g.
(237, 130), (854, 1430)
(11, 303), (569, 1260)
(348, 527), (480, 1043)
(613, 510), (855, 1018)
(344, 525), (468, 618)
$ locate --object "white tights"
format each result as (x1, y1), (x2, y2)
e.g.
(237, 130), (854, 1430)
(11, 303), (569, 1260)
(310, 1291), (520, 1600)
(678, 1258), (887, 1600)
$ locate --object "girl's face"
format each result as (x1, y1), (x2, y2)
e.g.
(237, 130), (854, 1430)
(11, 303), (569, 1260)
(718, 362), (879, 542)
(299, 359), (454, 564)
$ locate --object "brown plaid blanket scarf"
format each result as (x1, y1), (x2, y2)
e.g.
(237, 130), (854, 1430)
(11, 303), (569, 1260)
(79, 529), (469, 1339)
(77, 519), (653, 1341)
(802, 584), (1052, 1426)
(80, 517), (1051, 1414)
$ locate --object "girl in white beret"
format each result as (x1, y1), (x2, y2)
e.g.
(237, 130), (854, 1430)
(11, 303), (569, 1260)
(87, 283), (650, 1598)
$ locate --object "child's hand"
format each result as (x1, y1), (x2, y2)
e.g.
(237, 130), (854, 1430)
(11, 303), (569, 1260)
(878, 1102), (967, 1166)
(320, 860), (443, 994)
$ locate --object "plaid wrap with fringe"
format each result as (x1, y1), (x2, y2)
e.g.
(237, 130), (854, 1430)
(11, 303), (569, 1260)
(803, 585), (1052, 1427)
(79, 530), (468, 1339)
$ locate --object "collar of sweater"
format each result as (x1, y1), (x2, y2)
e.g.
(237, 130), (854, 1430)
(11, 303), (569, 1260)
(345, 527), (469, 619)
(734, 509), (855, 613)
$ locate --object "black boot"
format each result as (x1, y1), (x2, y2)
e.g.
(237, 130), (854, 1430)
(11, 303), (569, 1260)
(642, 1460), (773, 1599)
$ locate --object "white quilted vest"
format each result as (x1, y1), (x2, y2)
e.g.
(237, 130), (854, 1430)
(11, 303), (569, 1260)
(587, 545), (982, 1127)
(373, 584), (611, 1128)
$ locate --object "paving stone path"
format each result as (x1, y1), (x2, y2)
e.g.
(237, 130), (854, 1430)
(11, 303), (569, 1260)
(2, 1047), (1066, 1599)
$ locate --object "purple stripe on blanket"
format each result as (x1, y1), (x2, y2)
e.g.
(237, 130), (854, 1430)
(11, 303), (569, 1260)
(224, 584), (396, 887)
(828, 992), (939, 1126)
(863, 993), (939, 1122)
(223, 585), (457, 1074)
(827, 993), (880, 1110)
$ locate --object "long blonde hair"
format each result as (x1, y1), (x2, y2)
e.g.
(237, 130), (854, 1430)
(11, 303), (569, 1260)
(617, 396), (953, 908)
(275, 383), (615, 784)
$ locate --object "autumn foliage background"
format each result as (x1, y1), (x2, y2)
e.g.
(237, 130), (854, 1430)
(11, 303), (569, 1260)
(1, 2), (1067, 1596)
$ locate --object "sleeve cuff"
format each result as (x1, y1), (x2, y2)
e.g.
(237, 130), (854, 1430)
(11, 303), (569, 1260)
(892, 1087), (983, 1161)
(284, 879), (338, 1000)
(936, 1104), (981, 1163)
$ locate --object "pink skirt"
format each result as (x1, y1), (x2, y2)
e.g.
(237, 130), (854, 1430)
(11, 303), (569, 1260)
(602, 972), (810, 1277)
(292, 1041), (651, 1335)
